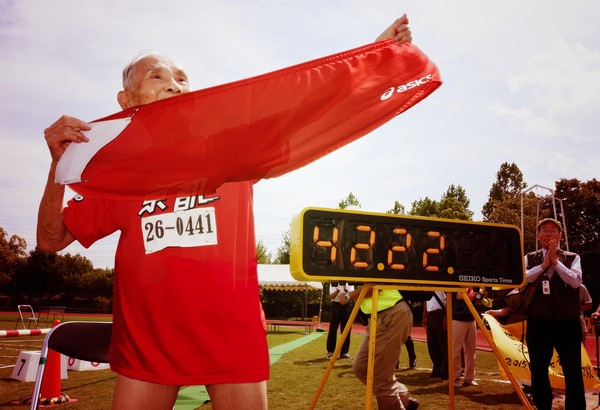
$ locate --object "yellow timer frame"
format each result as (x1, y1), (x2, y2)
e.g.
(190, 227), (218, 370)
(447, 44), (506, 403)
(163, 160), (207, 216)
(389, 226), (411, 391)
(290, 207), (525, 288)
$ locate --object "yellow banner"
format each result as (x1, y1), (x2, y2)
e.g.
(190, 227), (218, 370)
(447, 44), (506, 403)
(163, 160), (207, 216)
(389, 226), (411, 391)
(483, 314), (599, 391)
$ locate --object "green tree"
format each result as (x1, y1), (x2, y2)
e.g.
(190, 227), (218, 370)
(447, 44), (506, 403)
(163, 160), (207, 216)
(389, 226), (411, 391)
(438, 184), (474, 220)
(75, 267), (114, 311)
(0, 228), (28, 303)
(17, 250), (58, 298)
(481, 162), (541, 251)
(1, 227), (116, 311)
(56, 253), (95, 306)
(482, 162), (527, 221)
(18, 250), (95, 306)
(256, 240), (272, 264)
(554, 178), (600, 307)
(274, 228), (291, 264)
(409, 197), (439, 217)
(409, 184), (473, 220)
(57, 253), (94, 283)
(555, 178), (600, 253)
(0, 228), (27, 259)
(386, 200), (406, 214)
(338, 192), (361, 209)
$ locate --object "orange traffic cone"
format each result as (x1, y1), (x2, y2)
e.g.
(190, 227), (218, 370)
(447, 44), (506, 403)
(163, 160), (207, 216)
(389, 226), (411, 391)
(38, 320), (70, 405)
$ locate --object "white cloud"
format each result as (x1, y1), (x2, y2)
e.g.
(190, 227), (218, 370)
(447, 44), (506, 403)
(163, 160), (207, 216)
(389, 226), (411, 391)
(500, 39), (600, 143)
(546, 153), (600, 181)
(488, 103), (556, 140)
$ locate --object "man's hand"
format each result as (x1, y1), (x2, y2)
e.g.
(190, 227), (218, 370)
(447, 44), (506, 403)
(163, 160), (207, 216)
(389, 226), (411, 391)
(376, 14), (412, 44)
(541, 239), (559, 270)
(44, 115), (91, 163)
(548, 239), (559, 265)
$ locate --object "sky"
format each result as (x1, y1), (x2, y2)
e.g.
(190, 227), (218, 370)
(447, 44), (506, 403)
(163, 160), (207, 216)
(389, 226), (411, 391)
(1, 0), (599, 269)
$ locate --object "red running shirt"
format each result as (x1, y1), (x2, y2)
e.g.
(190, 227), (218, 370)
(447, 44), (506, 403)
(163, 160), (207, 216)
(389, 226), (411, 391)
(64, 182), (270, 385)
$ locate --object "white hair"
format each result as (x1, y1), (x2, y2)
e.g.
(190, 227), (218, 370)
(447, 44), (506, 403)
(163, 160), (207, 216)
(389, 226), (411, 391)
(121, 50), (164, 91)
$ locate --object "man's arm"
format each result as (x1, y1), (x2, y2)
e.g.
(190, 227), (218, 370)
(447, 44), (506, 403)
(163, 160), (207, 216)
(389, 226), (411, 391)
(592, 306), (600, 322)
(555, 253), (582, 288)
(546, 239), (581, 287)
(36, 115), (90, 252)
(485, 306), (509, 318)
(340, 286), (372, 305)
(330, 286), (340, 301)
(37, 163), (75, 252)
(525, 252), (546, 283)
(376, 14), (412, 44)
(582, 301), (593, 313)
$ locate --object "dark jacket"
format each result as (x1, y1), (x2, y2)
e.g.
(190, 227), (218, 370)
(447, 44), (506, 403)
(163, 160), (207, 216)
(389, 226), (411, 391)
(452, 293), (474, 322)
(526, 249), (579, 321)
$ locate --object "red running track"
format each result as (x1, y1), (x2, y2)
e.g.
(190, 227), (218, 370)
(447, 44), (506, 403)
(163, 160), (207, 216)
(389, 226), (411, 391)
(322, 323), (600, 367)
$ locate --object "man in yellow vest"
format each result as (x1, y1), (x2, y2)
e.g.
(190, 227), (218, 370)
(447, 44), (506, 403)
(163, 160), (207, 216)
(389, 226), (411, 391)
(342, 287), (418, 409)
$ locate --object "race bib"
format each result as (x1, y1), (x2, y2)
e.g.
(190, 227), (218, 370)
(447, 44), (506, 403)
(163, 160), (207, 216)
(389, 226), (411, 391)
(142, 207), (217, 254)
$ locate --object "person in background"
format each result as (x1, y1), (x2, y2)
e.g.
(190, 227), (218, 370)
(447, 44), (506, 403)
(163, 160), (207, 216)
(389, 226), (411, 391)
(452, 289), (478, 388)
(326, 281), (353, 359)
(590, 300), (600, 323)
(590, 297), (600, 339)
(486, 286), (533, 326)
(422, 292), (448, 379)
(342, 287), (419, 410)
(403, 335), (418, 369)
(525, 218), (585, 410)
(472, 288), (493, 311)
(578, 284), (593, 345)
(397, 335), (417, 370)
(484, 289), (512, 325)
(36, 14), (414, 410)
(398, 298), (419, 370)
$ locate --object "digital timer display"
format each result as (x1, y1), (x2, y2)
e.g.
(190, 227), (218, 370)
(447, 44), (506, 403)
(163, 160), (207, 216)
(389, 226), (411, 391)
(290, 207), (525, 288)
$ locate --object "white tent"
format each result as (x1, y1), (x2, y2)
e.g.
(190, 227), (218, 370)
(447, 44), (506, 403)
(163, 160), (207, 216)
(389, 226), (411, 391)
(257, 264), (322, 291)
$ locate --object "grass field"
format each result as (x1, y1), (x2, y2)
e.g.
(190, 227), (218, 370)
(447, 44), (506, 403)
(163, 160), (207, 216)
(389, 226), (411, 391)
(1, 313), (532, 409)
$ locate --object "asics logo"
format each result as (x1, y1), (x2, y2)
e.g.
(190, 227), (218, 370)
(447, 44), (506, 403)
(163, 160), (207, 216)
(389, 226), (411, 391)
(380, 74), (433, 101)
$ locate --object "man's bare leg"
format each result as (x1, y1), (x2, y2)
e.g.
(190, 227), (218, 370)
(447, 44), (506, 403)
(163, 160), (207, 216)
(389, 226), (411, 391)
(207, 381), (268, 410)
(112, 374), (180, 409)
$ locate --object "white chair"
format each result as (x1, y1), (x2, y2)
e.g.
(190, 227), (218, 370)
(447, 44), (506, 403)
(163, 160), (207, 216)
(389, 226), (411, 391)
(15, 305), (38, 329)
(30, 321), (112, 410)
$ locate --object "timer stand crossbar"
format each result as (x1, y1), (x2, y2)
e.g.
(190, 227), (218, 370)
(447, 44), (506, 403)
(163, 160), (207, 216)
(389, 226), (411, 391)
(308, 284), (533, 410)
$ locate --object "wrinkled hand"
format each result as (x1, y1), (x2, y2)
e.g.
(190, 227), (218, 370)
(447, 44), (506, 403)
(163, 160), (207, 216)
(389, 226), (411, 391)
(376, 14), (412, 44)
(44, 115), (90, 162)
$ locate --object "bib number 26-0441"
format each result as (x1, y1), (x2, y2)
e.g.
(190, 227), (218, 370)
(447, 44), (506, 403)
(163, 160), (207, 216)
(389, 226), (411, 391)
(142, 207), (217, 254)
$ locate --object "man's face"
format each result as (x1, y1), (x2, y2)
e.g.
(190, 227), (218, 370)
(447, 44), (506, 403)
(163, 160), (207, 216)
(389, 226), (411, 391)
(537, 222), (562, 249)
(118, 54), (190, 109)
